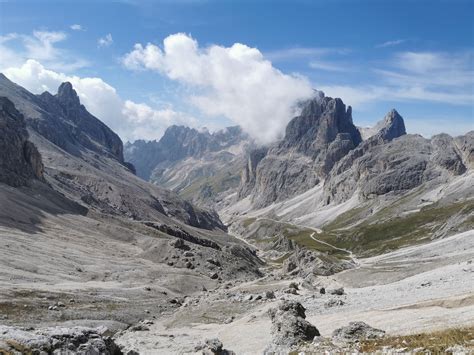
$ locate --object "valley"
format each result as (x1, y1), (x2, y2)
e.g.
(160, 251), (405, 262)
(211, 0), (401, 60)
(0, 74), (472, 354)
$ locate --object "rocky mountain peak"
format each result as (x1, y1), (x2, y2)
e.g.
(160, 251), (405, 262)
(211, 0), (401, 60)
(360, 109), (407, 142)
(379, 109), (406, 141)
(280, 94), (361, 156)
(56, 82), (80, 107)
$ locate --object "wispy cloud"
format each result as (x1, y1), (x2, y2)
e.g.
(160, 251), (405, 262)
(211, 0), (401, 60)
(97, 33), (113, 48)
(376, 39), (407, 48)
(70, 24), (84, 31)
(309, 60), (349, 72)
(0, 29), (89, 72)
(265, 46), (349, 62)
(319, 50), (473, 107)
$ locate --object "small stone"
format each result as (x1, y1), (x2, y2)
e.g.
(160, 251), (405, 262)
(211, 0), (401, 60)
(210, 273), (219, 280)
(265, 290), (276, 299)
(329, 287), (344, 295)
(319, 287), (326, 294)
(288, 282), (299, 290)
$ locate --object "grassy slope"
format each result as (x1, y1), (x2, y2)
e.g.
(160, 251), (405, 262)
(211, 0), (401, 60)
(318, 199), (474, 257)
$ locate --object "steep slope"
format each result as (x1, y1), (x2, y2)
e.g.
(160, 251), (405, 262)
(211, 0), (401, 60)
(0, 74), (224, 230)
(238, 91), (362, 208)
(0, 97), (43, 187)
(227, 95), (473, 260)
(125, 125), (253, 208)
(0, 76), (264, 330)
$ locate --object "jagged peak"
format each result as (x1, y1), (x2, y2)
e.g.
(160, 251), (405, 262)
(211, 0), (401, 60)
(56, 82), (80, 106)
(360, 109), (406, 141)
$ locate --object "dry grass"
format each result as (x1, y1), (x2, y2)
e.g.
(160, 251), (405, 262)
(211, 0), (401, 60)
(360, 327), (474, 353)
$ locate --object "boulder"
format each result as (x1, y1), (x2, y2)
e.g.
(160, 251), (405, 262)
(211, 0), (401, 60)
(332, 321), (385, 343)
(266, 300), (319, 352)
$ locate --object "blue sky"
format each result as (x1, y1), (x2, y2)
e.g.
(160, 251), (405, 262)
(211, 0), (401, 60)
(1, 0), (473, 142)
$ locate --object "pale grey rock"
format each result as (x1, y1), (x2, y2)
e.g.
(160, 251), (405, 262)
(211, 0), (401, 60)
(197, 338), (235, 355)
(332, 321), (385, 343)
(266, 300), (320, 352)
(0, 325), (122, 354)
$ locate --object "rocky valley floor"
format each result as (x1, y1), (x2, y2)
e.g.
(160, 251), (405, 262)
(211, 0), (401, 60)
(1, 209), (473, 354)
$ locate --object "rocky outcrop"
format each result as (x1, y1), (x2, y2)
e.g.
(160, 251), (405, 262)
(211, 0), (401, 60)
(239, 92), (362, 208)
(282, 244), (355, 277)
(266, 300), (319, 352)
(454, 131), (474, 169)
(332, 322), (385, 343)
(323, 124), (470, 204)
(196, 338), (235, 355)
(238, 146), (268, 198)
(0, 97), (43, 187)
(0, 325), (122, 354)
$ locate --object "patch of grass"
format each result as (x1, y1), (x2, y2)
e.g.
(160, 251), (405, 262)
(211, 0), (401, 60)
(178, 169), (241, 200)
(324, 205), (369, 230)
(317, 199), (474, 257)
(4, 340), (33, 355)
(241, 217), (257, 228)
(360, 327), (474, 353)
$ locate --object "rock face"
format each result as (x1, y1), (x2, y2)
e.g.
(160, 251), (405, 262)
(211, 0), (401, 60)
(0, 325), (122, 355)
(0, 74), (226, 230)
(323, 129), (470, 205)
(266, 300), (319, 351)
(0, 97), (43, 186)
(0, 75), (125, 164)
(238, 92), (362, 208)
(332, 321), (385, 343)
(125, 125), (253, 208)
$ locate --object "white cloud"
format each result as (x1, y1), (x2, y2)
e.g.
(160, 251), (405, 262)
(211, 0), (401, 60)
(376, 39), (406, 48)
(3, 59), (193, 141)
(123, 33), (313, 143)
(0, 30), (88, 72)
(70, 24), (83, 31)
(98, 33), (113, 48)
(122, 101), (197, 140)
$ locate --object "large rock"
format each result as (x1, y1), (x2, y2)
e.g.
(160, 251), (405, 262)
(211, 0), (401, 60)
(197, 338), (235, 355)
(332, 321), (385, 343)
(0, 97), (43, 187)
(266, 300), (319, 352)
(0, 325), (122, 354)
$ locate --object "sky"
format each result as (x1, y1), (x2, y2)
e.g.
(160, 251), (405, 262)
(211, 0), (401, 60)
(1, 0), (473, 143)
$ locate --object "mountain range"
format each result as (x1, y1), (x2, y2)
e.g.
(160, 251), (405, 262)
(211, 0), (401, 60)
(0, 74), (472, 354)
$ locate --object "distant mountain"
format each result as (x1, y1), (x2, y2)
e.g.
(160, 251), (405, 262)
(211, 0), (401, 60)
(125, 125), (253, 208)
